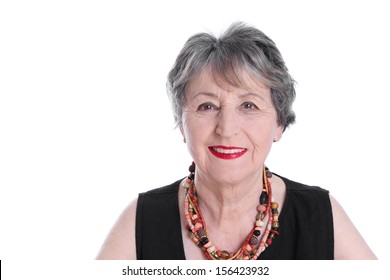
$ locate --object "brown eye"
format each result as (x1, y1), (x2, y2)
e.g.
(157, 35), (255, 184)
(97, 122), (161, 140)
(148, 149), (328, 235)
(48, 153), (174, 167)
(197, 102), (218, 111)
(242, 102), (259, 110)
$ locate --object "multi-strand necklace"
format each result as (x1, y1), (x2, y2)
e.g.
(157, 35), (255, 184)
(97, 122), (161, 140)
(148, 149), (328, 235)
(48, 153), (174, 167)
(183, 162), (280, 260)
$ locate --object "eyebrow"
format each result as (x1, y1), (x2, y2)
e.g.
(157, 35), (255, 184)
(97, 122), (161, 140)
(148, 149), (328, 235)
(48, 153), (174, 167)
(191, 91), (266, 101)
(238, 92), (265, 100)
(192, 92), (220, 100)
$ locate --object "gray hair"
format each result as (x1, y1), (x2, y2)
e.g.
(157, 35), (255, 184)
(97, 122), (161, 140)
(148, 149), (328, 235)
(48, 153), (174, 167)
(167, 22), (296, 130)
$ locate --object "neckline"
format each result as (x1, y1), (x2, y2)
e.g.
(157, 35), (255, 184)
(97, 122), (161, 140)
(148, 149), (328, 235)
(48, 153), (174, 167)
(175, 174), (291, 260)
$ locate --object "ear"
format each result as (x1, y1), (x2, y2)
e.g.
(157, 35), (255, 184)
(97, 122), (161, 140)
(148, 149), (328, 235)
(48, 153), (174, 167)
(273, 125), (284, 142)
(180, 126), (186, 143)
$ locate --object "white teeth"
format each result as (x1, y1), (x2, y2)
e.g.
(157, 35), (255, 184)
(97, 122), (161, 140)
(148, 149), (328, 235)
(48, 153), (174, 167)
(213, 147), (245, 154)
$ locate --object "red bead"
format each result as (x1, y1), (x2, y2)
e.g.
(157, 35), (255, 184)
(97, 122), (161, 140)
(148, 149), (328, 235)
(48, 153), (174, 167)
(257, 204), (266, 213)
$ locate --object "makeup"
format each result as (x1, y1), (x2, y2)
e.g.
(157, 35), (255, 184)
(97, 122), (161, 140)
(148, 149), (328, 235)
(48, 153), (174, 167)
(208, 145), (248, 160)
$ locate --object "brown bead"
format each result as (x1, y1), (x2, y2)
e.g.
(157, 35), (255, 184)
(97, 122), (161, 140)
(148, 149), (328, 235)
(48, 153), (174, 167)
(271, 202), (279, 209)
(219, 250), (230, 259)
(250, 236), (258, 245)
(266, 170), (273, 178)
(197, 228), (206, 238)
(256, 213), (263, 220)
(189, 162), (196, 173)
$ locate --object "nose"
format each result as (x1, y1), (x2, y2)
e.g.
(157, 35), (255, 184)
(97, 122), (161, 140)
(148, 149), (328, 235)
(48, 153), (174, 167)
(215, 107), (240, 138)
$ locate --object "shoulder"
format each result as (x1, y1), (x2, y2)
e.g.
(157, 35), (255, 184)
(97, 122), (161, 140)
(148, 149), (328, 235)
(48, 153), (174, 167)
(276, 174), (331, 209)
(95, 179), (183, 260)
(330, 195), (377, 259)
(140, 179), (182, 196)
(276, 173), (333, 222)
(96, 198), (138, 260)
(137, 179), (182, 209)
(277, 174), (329, 194)
(277, 174), (376, 259)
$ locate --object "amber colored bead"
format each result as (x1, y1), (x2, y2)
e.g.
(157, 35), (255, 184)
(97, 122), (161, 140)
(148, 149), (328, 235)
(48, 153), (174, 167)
(211, 251), (220, 259)
(219, 250), (230, 259)
(272, 221), (279, 228)
(271, 202), (279, 209)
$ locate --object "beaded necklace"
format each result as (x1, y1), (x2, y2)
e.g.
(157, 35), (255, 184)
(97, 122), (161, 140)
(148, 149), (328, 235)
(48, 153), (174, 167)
(183, 162), (280, 260)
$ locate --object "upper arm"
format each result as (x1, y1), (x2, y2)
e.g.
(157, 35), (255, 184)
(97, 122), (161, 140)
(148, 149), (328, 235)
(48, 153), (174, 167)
(330, 195), (377, 259)
(96, 198), (138, 260)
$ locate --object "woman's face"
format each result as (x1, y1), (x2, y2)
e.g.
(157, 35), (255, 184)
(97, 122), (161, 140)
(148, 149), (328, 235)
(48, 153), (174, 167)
(181, 68), (284, 185)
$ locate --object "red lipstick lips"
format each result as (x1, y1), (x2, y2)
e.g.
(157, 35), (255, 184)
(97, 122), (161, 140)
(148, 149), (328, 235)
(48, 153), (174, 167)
(208, 145), (248, 160)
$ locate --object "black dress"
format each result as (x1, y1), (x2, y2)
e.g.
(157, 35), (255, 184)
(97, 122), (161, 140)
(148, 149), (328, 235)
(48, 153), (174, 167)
(136, 175), (334, 260)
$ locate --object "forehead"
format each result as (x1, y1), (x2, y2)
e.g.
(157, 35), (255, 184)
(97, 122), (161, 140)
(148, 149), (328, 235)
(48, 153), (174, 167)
(186, 67), (270, 97)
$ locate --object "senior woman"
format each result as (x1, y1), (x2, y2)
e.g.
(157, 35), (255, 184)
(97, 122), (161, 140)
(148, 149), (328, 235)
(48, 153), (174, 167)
(97, 22), (376, 260)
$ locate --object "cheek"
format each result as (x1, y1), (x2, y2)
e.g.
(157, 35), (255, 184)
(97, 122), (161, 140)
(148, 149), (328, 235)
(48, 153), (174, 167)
(182, 115), (207, 149)
(182, 111), (214, 138)
(245, 121), (278, 152)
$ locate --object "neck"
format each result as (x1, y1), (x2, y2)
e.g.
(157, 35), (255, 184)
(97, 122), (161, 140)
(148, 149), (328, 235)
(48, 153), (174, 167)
(193, 170), (263, 223)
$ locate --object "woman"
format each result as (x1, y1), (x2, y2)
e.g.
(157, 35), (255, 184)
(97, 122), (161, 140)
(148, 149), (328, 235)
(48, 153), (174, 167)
(97, 22), (376, 260)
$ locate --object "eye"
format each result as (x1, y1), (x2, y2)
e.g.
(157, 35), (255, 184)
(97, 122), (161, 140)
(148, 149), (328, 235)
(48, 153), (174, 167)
(197, 102), (219, 112)
(241, 102), (259, 110)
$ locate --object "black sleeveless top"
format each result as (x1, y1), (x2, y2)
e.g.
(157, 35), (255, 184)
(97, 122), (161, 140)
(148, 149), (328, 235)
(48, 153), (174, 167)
(136, 175), (334, 260)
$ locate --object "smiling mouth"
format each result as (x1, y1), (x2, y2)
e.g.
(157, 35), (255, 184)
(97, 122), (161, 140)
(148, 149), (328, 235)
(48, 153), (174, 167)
(208, 146), (248, 160)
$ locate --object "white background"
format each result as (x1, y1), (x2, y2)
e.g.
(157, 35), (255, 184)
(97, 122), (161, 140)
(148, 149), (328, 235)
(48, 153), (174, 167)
(1, 0), (389, 267)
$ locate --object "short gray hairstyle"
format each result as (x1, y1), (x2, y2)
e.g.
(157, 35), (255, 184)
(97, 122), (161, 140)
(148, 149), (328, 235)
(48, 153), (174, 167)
(167, 22), (296, 130)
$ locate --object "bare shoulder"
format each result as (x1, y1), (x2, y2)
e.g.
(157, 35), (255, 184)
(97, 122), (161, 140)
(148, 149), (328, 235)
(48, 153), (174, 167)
(96, 198), (138, 260)
(330, 195), (377, 260)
